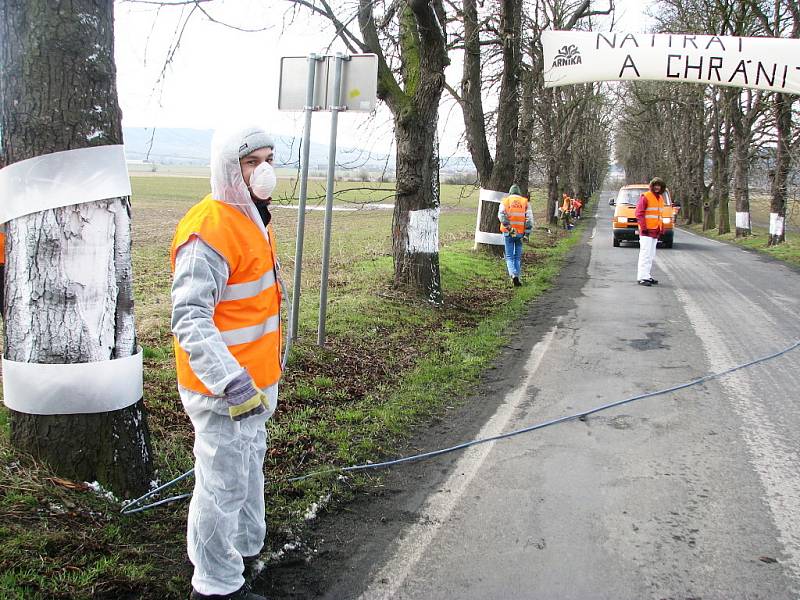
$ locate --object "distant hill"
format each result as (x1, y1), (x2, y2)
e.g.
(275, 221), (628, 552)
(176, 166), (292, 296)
(122, 127), (394, 172)
(122, 127), (473, 175)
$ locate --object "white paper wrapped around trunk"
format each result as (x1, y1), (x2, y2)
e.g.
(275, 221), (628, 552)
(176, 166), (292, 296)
(736, 212), (751, 229)
(474, 188), (506, 247)
(0, 145), (131, 224)
(406, 207), (440, 254)
(769, 213), (785, 237)
(2, 347), (143, 415)
(543, 30), (800, 95)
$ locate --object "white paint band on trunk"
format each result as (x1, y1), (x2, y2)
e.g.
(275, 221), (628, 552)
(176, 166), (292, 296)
(474, 188), (507, 247)
(735, 211), (751, 229)
(769, 213), (785, 237)
(474, 230), (505, 246)
(2, 347), (143, 415)
(0, 145), (131, 224)
(479, 188), (506, 203)
(406, 207), (439, 254)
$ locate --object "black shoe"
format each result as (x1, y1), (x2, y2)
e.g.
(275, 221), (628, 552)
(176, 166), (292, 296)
(190, 585), (266, 600)
(637, 279), (652, 286)
(647, 278), (659, 285)
(512, 276), (522, 287)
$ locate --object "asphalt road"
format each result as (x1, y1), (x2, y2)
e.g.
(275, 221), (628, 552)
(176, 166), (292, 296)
(304, 195), (800, 600)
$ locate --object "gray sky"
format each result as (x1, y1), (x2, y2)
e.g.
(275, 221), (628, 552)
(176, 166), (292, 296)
(114, 1), (655, 157)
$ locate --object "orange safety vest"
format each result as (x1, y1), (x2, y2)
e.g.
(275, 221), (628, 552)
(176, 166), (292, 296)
(500, 195), (529, 234)
(170, 195), (282, 395)
(642, 190), (667, 232)
(561, 196), (571, 213)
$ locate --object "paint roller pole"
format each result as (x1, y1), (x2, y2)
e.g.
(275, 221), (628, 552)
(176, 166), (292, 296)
(318, 53), (346, 346)
(290, 53), (319, 341)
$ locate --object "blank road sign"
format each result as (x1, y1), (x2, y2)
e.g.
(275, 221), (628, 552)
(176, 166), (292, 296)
(278, 54), (378, 112)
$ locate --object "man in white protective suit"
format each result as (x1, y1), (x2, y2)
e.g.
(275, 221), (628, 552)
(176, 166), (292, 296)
(170, 126), (282, 600)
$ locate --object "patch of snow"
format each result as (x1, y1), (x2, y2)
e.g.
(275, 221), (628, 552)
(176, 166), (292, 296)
(303, 493), (332, 521)
(85, 480), (118, 502)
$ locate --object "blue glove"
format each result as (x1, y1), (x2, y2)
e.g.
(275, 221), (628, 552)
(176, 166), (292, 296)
(224, 372), (267, 421)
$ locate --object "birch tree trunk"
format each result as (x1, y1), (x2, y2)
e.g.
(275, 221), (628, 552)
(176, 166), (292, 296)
(0, 0), (154, 496)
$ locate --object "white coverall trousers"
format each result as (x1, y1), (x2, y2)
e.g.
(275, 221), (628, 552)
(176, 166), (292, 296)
(637, 235), (658, 281)
(181, 385), (277, 596)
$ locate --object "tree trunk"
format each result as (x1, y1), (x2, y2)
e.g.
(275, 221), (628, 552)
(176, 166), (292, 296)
(1, 0), (154, 496)
(716, 100), (732, 235)
(729, 89), (760, 238)
(358, 0), (447, 301)
(514, 71), (535, 196)
(475, 0), (521, 256)
(393, 114), (443, 304)
(460, 0), (493, 184)
(732, 135), (752, 237)
(768, 93), (792, 246)
(688, 91), (706, 225)
(546, 160), (560, 227)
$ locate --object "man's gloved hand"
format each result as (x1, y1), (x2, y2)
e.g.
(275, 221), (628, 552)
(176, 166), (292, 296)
(523, 235), (530, 243)
(224, 372), (267, 421)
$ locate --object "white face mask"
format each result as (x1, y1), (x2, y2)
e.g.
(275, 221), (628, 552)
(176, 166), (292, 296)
(249, 161), (276, 200)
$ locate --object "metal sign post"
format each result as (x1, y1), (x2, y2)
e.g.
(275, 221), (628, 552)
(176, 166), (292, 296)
(289, 53), (321, 342)
(317, 53), (346, 346)
(278, 53), (378, 344)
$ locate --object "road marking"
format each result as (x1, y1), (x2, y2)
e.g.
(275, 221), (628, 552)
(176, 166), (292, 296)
(358, 326), (558, 600)
(664, 264), (800, 592)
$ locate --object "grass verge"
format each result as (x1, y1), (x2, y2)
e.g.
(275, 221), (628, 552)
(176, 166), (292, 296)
(682, 222), (800, 268)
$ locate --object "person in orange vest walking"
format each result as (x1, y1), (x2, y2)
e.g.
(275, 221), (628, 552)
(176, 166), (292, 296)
(498, 184), (534, 287)
(635, 177), (668, 286)
(170, 126), (280, 600)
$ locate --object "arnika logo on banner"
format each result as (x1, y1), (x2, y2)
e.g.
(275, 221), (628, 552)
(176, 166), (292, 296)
(553, 44), (581, 68)
(542, 30), (800, 95)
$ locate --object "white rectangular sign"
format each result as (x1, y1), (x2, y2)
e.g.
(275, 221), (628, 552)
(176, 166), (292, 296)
(543, 30), (800, 95)
(278, 54), (378, 112)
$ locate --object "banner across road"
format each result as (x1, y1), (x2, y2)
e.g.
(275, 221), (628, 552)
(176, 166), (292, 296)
(543, 30), (800, 95)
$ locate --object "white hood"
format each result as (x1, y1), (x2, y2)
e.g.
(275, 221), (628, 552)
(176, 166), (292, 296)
(209, 126), (272, 242)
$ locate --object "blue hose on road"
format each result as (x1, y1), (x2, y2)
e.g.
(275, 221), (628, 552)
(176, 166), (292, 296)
(121, 339), (800, 514)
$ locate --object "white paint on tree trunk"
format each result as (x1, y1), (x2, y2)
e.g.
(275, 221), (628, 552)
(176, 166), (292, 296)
(735, 211), (751, 229)
(6, 199), (137, 364)
(769, 213), (785, 237)
(474, 230), (504, 246)
(406, 207), (440, 254)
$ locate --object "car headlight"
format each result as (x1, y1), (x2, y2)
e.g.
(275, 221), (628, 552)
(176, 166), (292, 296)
(662, 217), (671, 224)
